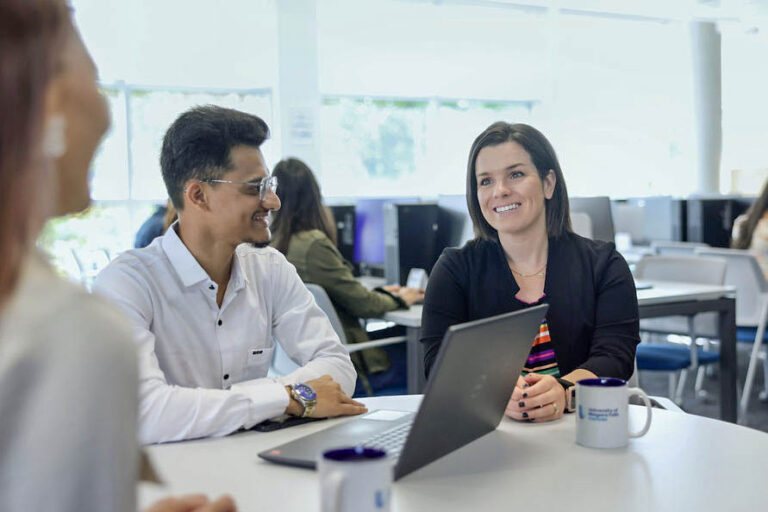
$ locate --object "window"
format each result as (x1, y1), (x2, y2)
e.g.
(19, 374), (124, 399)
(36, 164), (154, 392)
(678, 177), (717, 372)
(319, 97), (534, 197)
(40, 85), (273, 284)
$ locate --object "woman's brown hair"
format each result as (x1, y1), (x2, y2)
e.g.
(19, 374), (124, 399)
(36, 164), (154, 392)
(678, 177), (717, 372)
(270, 158), (337, 255)
(0, 0), (68, 304)
(466, 122), (572, 241)
(732, 178), (768, 250)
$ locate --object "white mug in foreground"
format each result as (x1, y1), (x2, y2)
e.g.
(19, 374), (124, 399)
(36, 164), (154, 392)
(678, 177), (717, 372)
(318, 446), (392, 512)
(576, 378), (652, 449)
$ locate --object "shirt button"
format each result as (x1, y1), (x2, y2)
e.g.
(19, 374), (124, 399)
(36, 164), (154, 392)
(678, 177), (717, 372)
(209, 285), (215, 290)
(218, 319), (223, 326)
(223, 374), (230, 380)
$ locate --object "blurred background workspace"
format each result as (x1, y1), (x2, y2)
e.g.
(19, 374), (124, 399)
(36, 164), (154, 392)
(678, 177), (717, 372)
(43, 0), (768, 427)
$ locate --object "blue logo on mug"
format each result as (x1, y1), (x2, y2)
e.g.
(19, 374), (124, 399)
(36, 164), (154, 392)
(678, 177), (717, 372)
(578, 405), (584, 419)
(375, 490), (385, 508)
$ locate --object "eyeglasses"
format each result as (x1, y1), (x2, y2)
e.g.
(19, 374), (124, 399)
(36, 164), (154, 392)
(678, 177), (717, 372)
(200, 175), (278, 201)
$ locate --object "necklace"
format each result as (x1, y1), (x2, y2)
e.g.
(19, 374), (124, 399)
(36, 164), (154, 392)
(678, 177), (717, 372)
(508, 262), (547, 278)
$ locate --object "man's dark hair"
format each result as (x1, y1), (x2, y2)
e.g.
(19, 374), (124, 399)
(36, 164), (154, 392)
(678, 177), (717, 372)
(160, 105), (269, 209)
(466, 121), (572, 240)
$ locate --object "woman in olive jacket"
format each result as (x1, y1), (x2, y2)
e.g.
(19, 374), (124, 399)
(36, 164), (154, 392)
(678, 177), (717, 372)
(270, 158), (423, 391)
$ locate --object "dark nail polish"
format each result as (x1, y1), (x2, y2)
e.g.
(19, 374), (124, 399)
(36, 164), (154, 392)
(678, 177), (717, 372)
(522, 393), (528, 398)
(518, 401), (525, 407)
(522, 412), (528, 418)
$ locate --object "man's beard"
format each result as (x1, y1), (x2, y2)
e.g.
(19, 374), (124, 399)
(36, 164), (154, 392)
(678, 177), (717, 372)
(248, 227), (272, 248)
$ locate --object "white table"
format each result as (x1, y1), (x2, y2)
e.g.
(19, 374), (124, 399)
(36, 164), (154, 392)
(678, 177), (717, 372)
(383, 281), (738, 421)
(139, 395), (768, 511)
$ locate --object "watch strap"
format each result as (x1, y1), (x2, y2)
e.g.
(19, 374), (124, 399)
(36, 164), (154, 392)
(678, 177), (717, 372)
(556, 378), (577, 413)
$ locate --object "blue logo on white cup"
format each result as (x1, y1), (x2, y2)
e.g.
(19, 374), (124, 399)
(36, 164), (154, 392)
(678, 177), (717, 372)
(375, 490), (386, 508)
(578, 404), (584, 419)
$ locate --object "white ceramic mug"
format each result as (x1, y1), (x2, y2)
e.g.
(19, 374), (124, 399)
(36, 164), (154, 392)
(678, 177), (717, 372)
(318, 447), (392, 512)
(576, 378), (652, 449)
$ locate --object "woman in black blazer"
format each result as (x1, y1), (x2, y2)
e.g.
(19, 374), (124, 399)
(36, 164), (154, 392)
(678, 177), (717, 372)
(421, 122), (639, 423)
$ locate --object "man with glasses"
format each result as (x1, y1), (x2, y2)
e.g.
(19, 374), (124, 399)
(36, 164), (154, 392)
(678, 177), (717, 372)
(94, 106), (364, 444)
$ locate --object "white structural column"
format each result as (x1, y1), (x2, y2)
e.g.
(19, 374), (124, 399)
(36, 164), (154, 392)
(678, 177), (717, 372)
(690, 21), (722, 194)
(276, 0), (321, 171)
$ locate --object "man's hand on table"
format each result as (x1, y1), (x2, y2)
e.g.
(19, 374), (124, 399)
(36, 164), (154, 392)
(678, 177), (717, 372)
(285, 375), (367, 418)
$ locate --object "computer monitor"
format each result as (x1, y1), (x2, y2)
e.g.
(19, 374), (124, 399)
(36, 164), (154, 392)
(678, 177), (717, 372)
(642, 196), (686, 244)
(686, 195), (754, 247)
(327, 204), (356, 268)
(611, 196), (686, 246)
(355, 197), (415, 269)
(383, 202), (439, 285)
(436, 194), (475, 252)
(569, 196), (615, 243)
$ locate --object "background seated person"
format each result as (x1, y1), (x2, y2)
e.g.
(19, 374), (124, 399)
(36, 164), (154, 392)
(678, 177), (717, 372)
(270, 158), (424, 395)
(134, 199), (177, 249)
(732, 177), (768, 278)
(420, 122), (639, 423)
(94, 106), (364, 444)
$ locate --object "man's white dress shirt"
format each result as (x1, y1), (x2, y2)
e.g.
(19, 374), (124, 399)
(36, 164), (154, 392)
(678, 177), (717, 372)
(93, 225), (356, 444)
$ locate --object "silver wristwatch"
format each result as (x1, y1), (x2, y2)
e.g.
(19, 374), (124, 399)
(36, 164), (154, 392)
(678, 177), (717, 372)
(289, 383), (318, 418)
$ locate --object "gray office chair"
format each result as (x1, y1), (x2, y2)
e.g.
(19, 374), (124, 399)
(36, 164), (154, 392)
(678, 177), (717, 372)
(635, 254), (727, 404)
(270, 284), (407, 377)
(305, 284), (407, 353)
(569, 196), (615, 243)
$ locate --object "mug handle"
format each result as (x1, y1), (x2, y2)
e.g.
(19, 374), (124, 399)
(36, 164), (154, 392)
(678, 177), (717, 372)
(626, 387), (652, 438)
(323, 471), (345, 512)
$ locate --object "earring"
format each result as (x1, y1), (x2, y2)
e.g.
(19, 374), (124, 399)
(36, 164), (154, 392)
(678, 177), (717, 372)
(43, 115), (67, 159)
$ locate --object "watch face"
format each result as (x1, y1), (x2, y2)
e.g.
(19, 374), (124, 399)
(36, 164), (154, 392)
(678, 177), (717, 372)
(294, 383), (317, 400)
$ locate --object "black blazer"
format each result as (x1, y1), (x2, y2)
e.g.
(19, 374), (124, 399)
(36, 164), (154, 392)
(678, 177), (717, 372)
(420, 232), (640, 380)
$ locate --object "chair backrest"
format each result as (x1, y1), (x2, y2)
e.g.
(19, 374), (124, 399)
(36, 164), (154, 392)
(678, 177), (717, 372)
(270, 283), (347, 377)
(634, 254), (727, 286)
(570, 212), (593, 239)
(651, 240), (709, 256)
(305, 283), (347, 344)
(696, 248), (768, 327)
(569, 196), (614, 242)
(635, 254), (727, 338)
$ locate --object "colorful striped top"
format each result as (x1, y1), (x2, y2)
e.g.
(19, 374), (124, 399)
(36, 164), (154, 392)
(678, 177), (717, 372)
(521, 319), (560, 377)
(515, 294), (560, 377)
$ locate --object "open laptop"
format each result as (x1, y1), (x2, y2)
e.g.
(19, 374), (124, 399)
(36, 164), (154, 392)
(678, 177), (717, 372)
(259, 303), (548, 480)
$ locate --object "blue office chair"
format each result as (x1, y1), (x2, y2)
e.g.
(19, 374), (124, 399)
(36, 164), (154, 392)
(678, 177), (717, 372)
(635, 254), (727, 404)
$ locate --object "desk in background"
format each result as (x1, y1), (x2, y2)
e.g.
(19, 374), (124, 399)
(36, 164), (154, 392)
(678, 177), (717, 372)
(139, 395), (768, 511)
(384, 281), (738, 422)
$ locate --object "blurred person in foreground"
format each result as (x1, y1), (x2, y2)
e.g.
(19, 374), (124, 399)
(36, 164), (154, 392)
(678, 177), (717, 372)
(0, 1), (234, 510)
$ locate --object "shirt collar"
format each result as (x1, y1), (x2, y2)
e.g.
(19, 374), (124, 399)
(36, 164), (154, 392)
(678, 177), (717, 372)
(229, 248), (248, 293)
(161, 222), (249, 292)
(161, 222), (213, 288)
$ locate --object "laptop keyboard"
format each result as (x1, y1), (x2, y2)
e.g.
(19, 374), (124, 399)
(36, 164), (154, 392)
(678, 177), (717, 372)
(361, 420), (414, 458)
